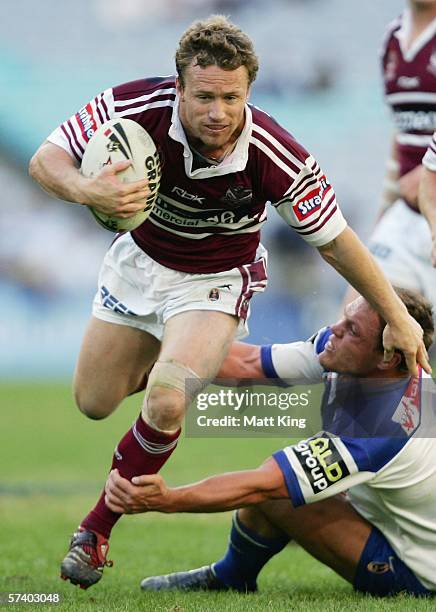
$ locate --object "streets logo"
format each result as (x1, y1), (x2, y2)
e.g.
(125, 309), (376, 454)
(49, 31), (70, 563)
(293, 434), (349, 493)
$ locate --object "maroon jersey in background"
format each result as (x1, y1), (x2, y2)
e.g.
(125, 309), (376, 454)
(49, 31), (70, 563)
(48, 77), (346, 273)
(381, 11), (436, 179)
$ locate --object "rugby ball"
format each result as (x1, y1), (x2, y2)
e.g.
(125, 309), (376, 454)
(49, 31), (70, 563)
(81, 118), (161, 232)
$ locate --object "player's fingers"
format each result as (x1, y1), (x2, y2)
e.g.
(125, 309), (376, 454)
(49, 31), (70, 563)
(111, 160), (132, 173)
(104, 494), (125, 514)
(383, 348), (395, 363)
(108, 469), (134, 494)
(417, 342), (432, 374)
(132, 474), (159, 486)
(122, 190), (151, 205)
(403, 351), (419, 378)
(120, 178), (150, 193)
(98, 160), (132, 177)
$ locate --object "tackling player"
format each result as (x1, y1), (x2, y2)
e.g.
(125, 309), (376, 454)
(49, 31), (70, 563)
(105, 290), (436, 598)
(365, 1), (436, 306)
(29, 15), (429, 589)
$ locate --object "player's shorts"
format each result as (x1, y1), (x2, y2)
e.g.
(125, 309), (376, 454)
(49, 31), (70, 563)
(368, 199), (436, 309)
(92, 232), (268, 341)
(354, 527), (433, 597)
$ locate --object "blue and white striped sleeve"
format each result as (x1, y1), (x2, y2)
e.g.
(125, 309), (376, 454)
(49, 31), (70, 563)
(273, 431), (409, 507)
(260, 327), (330, 383)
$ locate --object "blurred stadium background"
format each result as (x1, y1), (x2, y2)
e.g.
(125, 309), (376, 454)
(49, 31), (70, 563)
(0, 0), (405, 379)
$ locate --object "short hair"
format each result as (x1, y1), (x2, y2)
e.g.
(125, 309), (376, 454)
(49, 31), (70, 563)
(175, 15), (259, 87)
(376, 288), (434, 372)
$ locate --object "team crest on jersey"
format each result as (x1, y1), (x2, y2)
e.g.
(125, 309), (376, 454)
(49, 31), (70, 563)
(292, 433), (350, 494)
(221, 185), (252, 207)
(76, 103), (98, 142)
(392, 374), (421, 436)
(292, 177), (329, 222)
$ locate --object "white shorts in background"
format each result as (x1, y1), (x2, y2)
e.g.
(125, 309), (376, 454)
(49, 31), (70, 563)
(368, 199), (436, 309)
(92, 233), (268, 341)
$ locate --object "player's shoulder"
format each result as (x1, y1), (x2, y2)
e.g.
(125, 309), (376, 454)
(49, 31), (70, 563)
(112, 75), (176, 102)
(249, 103), (310, 167)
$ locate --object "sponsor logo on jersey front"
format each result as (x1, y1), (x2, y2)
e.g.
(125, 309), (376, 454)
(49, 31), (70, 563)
(397, 76), (420, 89)
(292, 177), (329, 222)
(393, 110), (436, 133)
(293, 433), (350, 493)
(77, 103), (98, 141)
(172, 186), (205, 204)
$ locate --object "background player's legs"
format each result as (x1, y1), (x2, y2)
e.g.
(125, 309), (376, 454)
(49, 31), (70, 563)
(239, 497), (371, 583)
(141, 496), (371, 593)
(73, 317), (161, 419)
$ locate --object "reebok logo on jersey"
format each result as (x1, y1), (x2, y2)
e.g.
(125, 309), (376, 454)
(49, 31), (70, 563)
(172, 186), (205, 204)
(292, 178), (330, 222)
(293, 433), (350, 493)
(77, 103), (98, 141)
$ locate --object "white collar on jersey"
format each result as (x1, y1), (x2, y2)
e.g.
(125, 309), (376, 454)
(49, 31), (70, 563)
(168, 94), (253, 179)
(395, 8), (436, 62)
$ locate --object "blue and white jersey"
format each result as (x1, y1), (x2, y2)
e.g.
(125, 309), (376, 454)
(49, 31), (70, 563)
(261, 331), (436, 591)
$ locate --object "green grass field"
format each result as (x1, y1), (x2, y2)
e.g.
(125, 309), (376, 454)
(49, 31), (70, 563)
(1, 382), (434, 611)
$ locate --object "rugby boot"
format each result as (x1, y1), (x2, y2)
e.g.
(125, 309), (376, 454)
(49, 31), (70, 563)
(140, 564), (257, 592)
(60, 528), (113, 589)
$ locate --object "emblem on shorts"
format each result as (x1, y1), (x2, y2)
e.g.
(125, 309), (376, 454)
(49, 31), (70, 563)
(208, 288), (220, 302)
(367, 561), (391, 575)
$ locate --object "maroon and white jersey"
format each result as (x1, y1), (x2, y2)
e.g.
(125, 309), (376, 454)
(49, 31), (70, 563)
(423, 131), (436, 170)
(381, 10), (436, 178)
(48, 77), (346, 273)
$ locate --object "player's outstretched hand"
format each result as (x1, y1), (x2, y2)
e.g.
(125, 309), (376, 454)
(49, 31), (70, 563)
(383, 314), (431, 377)
(81, 161), (152, 218)
(105, 469), (171, 514)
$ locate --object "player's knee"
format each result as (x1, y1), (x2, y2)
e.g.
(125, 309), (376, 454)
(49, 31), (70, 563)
(143, 359), (202, 430)
(145, 387), (186, 430)
(73, 385), (119, 420)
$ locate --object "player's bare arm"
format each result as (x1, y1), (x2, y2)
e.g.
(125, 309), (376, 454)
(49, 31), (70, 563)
(105, 459), (287, 514)
(419, 166), (436, 267)
(29, 141), (151, 218)
(216, 342), (263, 379)
(377, 134), (400, 222)
(399, 164), (423, 209)
(318, 226), (430, 376)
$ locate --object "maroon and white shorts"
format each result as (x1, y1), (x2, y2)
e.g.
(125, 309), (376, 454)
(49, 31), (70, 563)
(92, 232), (268, 340)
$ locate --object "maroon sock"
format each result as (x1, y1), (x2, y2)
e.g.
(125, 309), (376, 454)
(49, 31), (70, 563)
(81, 414), (180, 539)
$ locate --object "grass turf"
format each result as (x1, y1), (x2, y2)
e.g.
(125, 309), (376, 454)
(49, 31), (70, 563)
(0, 382), (434, 611)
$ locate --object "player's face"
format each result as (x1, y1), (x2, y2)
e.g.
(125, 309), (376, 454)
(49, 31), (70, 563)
(319, 298), (384, 376)
(177, 62), (250, 158)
